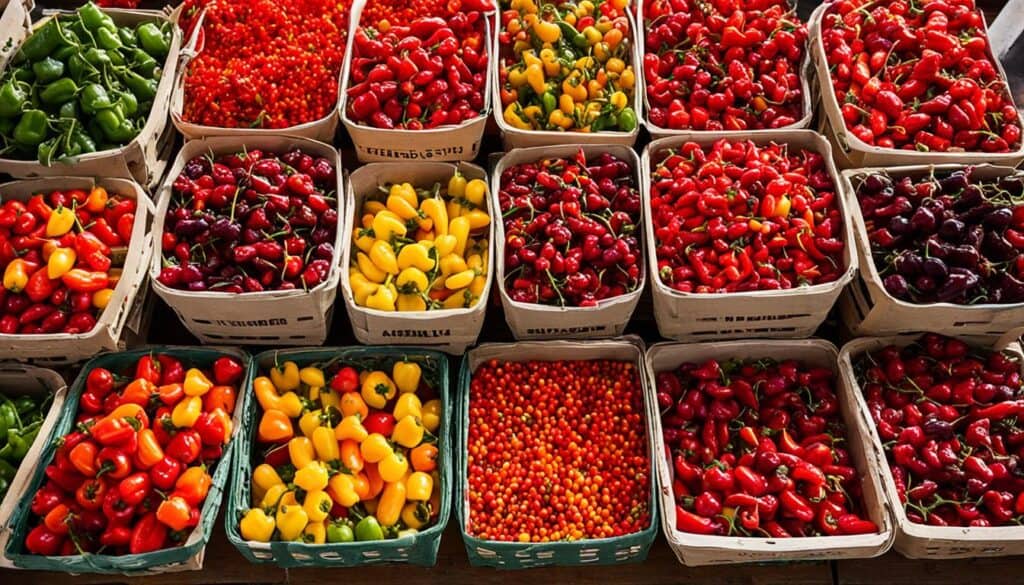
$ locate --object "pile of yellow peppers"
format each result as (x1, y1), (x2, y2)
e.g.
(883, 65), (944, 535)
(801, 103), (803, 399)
(240, 359), (443, 543)
(499, 0), (638, 133)
(350, 172), (490, 312)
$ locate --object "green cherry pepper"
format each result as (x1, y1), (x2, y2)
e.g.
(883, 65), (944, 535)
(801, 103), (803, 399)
(67, 54), (89, 82)
(137, 22), (170, 59)
(17, 19), (61, 62)
(32, 57), (65, 83)
(13, 110), (49, 146)
(79, 2), (116, 32)
(96, 105), (135, 142)
(79, 82), (112, 114)
(0, 80), (27, 118)
(40, 78), (79, 105)
(354, 516), (384, 541)
(618, 107), (638, 132)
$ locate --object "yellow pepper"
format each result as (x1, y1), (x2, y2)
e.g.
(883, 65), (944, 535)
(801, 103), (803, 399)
(275, 504), (309, 541)
(361, 371), (397, 409)
(619, 68), (636, 90)
(280, 491), (299, 507)
(470, 275), (487, 299)
(369, 241), (399, 275)
(610, 91), (628, 110)
(405, 471), (433, 501)
(45, 206), (76, 237)
(254, 377), (284, 411)
(319, 388), (340, 411)
(464, 179), (487, 207)
(260, 484), (288, 509)
(171, 396), (202, 428)
(360, 433), (392, 463)
(533, 19), (561, 43)
(462, 209), (490, 231)
(357, 252), (389, 283)
(433, 234), (457, 258)
(3, 259), (30, 293)
(47, 247), (76, 279)
(299, 366), (325, 388)
(393, 361), (421, 394)
(377, 481), (406, 527)
(253, 464), (284, 493)
(439, 254), (468, 277)
(277, 391), (304, 419)
(386, 192), (420, 221)
(447, 173), (467, 198)
(362, 201), (387, 216)
(525, 63), (546, 96)
(393, 415), (425, 449)
(335, 414), (369, 442)
(92, 288), (114, 310)
(303, 521), (327, 544)
(419, 198), (448, 237)
(393, 393), (422, 421)
(378, 449), (409, 483)
(396, 267), (429, 294)
(312, 426), (339, 461)
(397, 243), (435, 271)
(563, 75), (588, 103)
(288, 437), (316, 469)
(294, 461), (329, 492)
(353, 228), (376, 254)
(371, 210), (407, 241)
(443, 289), (470, 309)
(449, 216), (471, 256)
(328, 473), (360, 507)
(183, 368), (213, 397)
(240, 508), (275, 542)
(350, 271), (379, 305)
(507, 66), (528, 89)
(303, 489), (333, 523)
(445, 269), (475, 290)
(422, 400), (442, 433)
(397, 294), (427, 311)
(365, 281), (397, 311)
(270, 361), (300, 392)
(402, 502), (430, 529)
(503, 102), (531, 129)
(539, 48), (560, 76)
(549, 109), (574, 129)
(259, 410), (293, 443)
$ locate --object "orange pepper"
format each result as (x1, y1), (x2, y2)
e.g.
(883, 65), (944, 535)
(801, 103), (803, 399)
(340, 439), (364, 473)
(339, 392), (368, 420)
(135, 429), (164, 468)
(156, 496), (191, 531)
(363, 463), (384, 501)
(85, 186), (108, 213)
(203, 385), (237, 415)
(175, 466), (212, 506)
(258, 409), (293, 443)
(157, 383), (184, 407)
(352, 472), (371, 500)
(410, 443), (438, 472)
(106, 403), (149, 430)
(68, 441), (98, 477)
(120, 378), (156, 407)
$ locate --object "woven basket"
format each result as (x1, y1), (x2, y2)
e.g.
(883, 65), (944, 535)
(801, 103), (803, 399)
(225, 346), (451, 567)
(2, 346), (252, 574)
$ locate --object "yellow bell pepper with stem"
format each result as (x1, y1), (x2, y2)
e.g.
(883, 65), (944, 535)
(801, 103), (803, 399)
(396, 267), (429, 294)
(270, 361), (300, 392)
(365, 280), (397, 311)
(46, 206), (76, 237)
(393, 415), (425, 448)
(298, 409), (323, 438)
(47, 248), (76, 279)
(369, 241), (399, 275)
(328, 473), (360, 507)
(275, 504), (308, 541)
(183, 368), (213, 397)
(303, 490), (333, 523)
(288, 437), (316, 469)
(464, 179), (487, 207)
(397, 243), (435, 272)
(303, 521), (327, 544)
(353, 228), (376, 253)
(393, 393), (422, 420)
(312, 426), (339, 461)
(335, 414), (369, 442)
(402, 501), (430, 529)
(253, 464), (284, 494)
(260, 484), (289, 509)
(171, 396), (202, 428)
(240, 509), (275, 542)
(378, 450), (409, 483)
(406, 471), (433, 501)
(371, 211), (407, 241)
(361, 371), (396, 409)
(448, 173), (467, 198)
(293, 462), (329, 492)
(360, 433), (392, 463)
(392, 361), (421, 394)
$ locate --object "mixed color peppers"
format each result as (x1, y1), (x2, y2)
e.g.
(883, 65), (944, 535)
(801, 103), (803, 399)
(0, 3), (171, 163)
(158, 148), (338, 293)
(498, 150), (642, 306)
(0, 391), (50, 500)
(857, 168), (1024, 305)
(23, 352), (243, 556)
(499, 0), (638, 133)
(660, 356), (878, 537)
(643, 0), (807, 130)
(179, 0), (351, 129)
(0, 186), (136, 335)
(467, 358), (650, 542)
(349, 172), (490, 312)
(650, 139), (845, 293)
(821, 0), (1022, 153)
(240, 356), (443, 543)
(855, 334), (1024, 527)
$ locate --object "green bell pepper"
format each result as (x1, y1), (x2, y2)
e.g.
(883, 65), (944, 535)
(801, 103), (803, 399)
(0, 420), (40, 461)
(67, 54), (89, 82)
(542, 91), (557, 115)
(137, 22), (170, 59)
(59, 100), (78, 119)
(18, 19), (61, 62)
(13, 110), (49, 146)
(12, 67), (34, 83)
(0, 80), (27, 118)
(79, 82), (111, 114)
(52, 44), (77, 62)
(95, 105), (135, 142)
(40, 78), (78, 105)
(79, 2), (116, 32)
(96, 27), (122, 50)
(32, 57), (65, 84)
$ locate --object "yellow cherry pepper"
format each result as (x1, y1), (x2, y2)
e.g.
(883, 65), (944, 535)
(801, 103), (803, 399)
(422, 400), (442, 433)
(401, 502), (430, 529)
(299, 366), (325, 388)
(378, 450), (409, 483)
(303, 521), (327, 544)
(377, 481), (406, 527)
(445, 270), (475, 290)
(470, 275), (487, 299)
(361, 371), (397, 409)
(360, 433), (392, 463)
(240, 509), (276, 542)
(171, 396), (202, 428)
(3, 259), (30, 293)
(393, 393), (422, 421)
(396, 267), (429, 294)
(393, 415), (425, 449)
(294, 462), (329, 492)
(45, 206), (76, 237)
(335, 414), (369, 442)
(392, 183), (418, 207)
(258, 410), (293, 443)
(369, 241), (399, 275)
(406, 471), (433, 501)
(303, 490), (333, 523)
(372, 211), (407, 241)
(270, 361), (300, 392)
(328, 473), (360, 507)
(183, 368), (213, 397)
(365, 281), (397, 311)
(449, 216), (470, 256)
(288, 437), (316, 469)
(275, 504), (309, 541)
(393, 362), (421, 394)
(350, 271), (378, 305)
(319, 387), (340, 411)
(397, 243), (434, 271)
(47, 247), (76, 279)
(525, 63), (546, 97)
(464, 179), (487, 207)
(253, 464), (284, 494)
(420, 198), (448, 237)
(439, 254), (468, 276)
(397, 294), (427, 311)
(534, 19), (561, 43)
(503, 103), (531, 130)
(312, 426), (339, 461)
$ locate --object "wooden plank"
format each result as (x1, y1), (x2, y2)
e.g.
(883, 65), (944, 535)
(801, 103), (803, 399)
(837, 553), (1024, 585)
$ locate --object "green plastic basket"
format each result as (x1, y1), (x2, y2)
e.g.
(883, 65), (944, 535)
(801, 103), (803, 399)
(225, 346), (451, 567)
(454, 340), (660, 569)
(3, 346), (253, 574)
